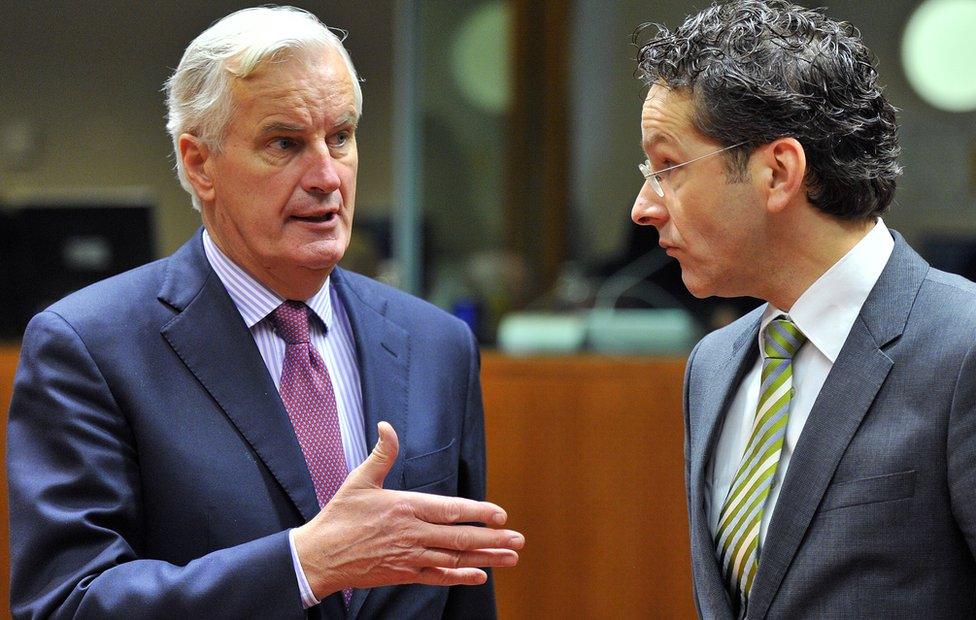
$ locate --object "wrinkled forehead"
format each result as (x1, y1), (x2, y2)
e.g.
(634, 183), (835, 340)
(228, 49), (357, 118)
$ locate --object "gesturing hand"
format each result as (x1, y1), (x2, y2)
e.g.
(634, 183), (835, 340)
(293, 421), (524, 599)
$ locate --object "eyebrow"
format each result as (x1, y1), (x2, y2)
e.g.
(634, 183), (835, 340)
(259, 121), (306, 135)
(258, 114), (360, 136)
(640, 134), (671, 156)
(333, 112), (359, 129)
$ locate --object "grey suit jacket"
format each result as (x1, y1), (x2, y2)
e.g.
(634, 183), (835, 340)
(684, 231), (976, 619)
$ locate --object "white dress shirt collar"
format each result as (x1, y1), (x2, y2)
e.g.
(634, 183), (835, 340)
(760, 218), (894, 363)
(201, 229), (334, 332)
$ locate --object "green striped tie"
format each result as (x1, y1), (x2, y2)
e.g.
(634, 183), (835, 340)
(715, 316), (806, 613)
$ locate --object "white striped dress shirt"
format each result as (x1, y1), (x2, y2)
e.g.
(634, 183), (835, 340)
(202, 230), (367, 607)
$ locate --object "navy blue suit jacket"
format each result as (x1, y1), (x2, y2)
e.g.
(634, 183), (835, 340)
(7, 231), (495, 619)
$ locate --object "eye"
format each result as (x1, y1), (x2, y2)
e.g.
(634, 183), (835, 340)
(329, 130), (353, 149)
(269, 137), (299, 152)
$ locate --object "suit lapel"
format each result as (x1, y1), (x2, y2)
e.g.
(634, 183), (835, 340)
(747, 231), (928, 619)
(157, 233), (321, 524)
(332, 268), (410, 619)
(691, 312), (762, 619)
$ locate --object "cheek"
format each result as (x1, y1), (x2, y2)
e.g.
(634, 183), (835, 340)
(221, 182), (285, 237)
(342, 172), (357, 202)
(666, 202), (702, 246)
(341, 160), (358, 193)
(338, 173), (357, 221)
(249, 171), (305, 220)
(219, 160), (274, 201)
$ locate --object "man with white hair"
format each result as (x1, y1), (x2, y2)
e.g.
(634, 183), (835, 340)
(7, 6), (521, 618)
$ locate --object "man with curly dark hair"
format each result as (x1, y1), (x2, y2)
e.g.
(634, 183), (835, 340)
(632, 1), (976, 617)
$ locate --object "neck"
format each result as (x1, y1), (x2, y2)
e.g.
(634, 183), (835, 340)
(760, 210), (876, 311)
(258, 267), (331, 301)
(202, 224), (331, 302)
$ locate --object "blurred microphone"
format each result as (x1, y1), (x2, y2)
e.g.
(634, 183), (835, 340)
(593, 247), (686, 311)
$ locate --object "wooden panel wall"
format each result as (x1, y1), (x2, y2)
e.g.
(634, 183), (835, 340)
(0, 349), (694, 618)
(482, 353), (694, 619)
(1, 346), (19, 619)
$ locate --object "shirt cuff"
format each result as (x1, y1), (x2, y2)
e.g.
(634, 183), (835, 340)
(289, 528), (321, 609)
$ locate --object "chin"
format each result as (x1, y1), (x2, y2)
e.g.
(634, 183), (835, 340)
(680, 272), (714, 299)
(298, 240), (348, 269)
(298, 256), (343, 273)
(686, 287), (714, 300)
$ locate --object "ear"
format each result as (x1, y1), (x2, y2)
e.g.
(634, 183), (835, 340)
(759, 137), (806, 214)
(178, 133), (216, 204)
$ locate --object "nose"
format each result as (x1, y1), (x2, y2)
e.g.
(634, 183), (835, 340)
(302, 144), (342, 195)
(631, 181), (668, 228)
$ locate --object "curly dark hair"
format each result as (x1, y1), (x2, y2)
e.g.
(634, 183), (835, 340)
(635, 0), (901, 221)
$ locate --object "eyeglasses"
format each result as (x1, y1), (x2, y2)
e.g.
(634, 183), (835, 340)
(638, 141), (747, 198)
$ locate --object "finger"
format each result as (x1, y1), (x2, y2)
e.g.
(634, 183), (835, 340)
(419, 523), (525, 551)
(412, 567), (488, 587)
(404, 492), (508, 526)
(346, 421), (399, 489)
(415, 548), (519, 570)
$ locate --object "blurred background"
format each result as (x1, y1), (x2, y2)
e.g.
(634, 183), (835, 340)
(1, 0), (975, 346)
(1, 0), (975, 617)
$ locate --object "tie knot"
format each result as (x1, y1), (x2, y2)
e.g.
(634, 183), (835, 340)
(762, 317), (806, 360)
(270, 300), (311, 344)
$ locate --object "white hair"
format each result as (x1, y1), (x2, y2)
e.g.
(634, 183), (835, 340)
(164, 6), (362, 211)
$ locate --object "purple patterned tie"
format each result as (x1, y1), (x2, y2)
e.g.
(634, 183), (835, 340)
(270, 300), (353, 607)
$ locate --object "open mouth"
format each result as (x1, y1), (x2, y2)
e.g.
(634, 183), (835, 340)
(292, 213), (336, 223)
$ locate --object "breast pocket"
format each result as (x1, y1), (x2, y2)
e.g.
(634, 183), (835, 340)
(402, 438), (457, 493)
(819, 469), (916, 513)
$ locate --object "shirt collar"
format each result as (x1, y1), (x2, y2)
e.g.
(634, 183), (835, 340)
(201, 229), (334, 331)
(759, 218), (894, 363)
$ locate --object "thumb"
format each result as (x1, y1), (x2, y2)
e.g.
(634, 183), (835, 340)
(347, 421), (398, 489)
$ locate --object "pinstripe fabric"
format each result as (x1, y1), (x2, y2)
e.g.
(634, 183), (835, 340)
(715, 316), (806, 614)
(202, 231), (368, 474)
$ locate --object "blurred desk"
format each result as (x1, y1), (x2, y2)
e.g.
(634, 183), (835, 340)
(482, 352), (693, 619)
(0, 347), (693, 619)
